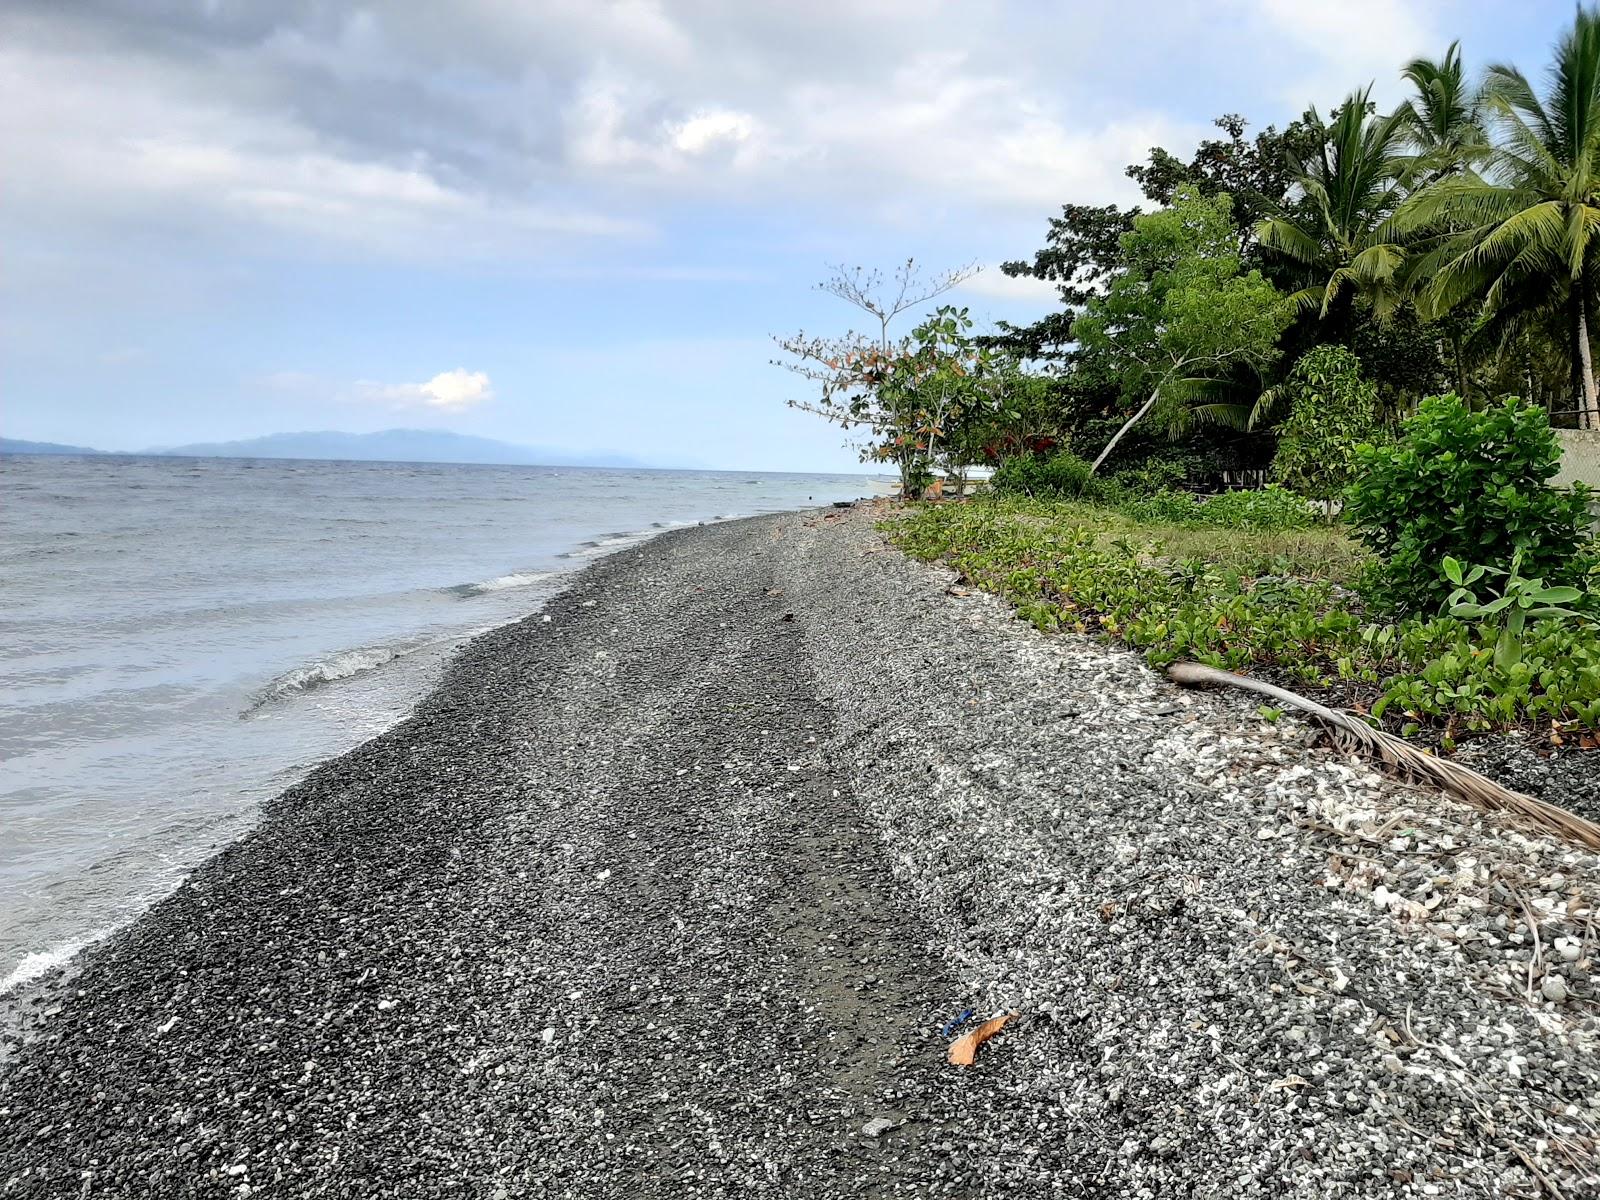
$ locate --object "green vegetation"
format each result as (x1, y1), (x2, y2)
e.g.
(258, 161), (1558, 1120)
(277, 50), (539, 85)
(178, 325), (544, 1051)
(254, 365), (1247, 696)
(1346, 396), (1594, 610)
(991, 449), (1318, 530)
(1444, 550), (1590, 670)
(1396, 14), (1600, 424)
(780, 10), (1600, 496)
(777, 9), (1600, 747)
(1270, 346), (1382, 501)
(1068, 187), (1294, 467)
(990, 450), (1096, 500)
(1118, 485), (1317, 532)
(889, 496), (1600, 739)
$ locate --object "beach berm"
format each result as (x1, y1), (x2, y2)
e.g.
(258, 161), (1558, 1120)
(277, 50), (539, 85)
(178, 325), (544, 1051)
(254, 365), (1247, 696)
(2, 504), (1598, 1197)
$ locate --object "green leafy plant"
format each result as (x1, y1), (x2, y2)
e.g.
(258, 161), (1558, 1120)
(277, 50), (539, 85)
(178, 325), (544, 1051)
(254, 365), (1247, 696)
(1442, 550), (1589, 669)
(1119, 488), (1204, 525)
(991, 450), (1097, 499)
(1071, 186), (1295, 471)
(1117, 485), (1315, 531)
(1346, 395), (1593, 612)
(1198, 486), (1317, 531)
(1104, 453), (1194, 497)
(1271, 345), (1384, 500)
(773, 259), (982, 497)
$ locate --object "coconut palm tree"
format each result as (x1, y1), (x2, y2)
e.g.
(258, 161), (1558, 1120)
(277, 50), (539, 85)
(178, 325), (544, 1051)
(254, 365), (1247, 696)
(1397, 41), (1487, 180)
(1256, 88), (1415, 322)
(1399, 7), (1600, 428)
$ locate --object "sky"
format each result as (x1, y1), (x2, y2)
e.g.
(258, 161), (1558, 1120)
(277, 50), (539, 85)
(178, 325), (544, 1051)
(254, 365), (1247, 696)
(0, 0), (1579, 471)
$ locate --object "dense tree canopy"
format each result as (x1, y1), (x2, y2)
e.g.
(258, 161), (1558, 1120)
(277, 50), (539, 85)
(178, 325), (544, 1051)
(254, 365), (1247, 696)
(783, 6), (1600, 481)
(1072, 188), (1294, 469)
(1400, 9), (1600, 427)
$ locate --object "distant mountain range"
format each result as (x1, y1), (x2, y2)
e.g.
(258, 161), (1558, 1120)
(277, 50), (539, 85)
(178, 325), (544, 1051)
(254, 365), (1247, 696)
(1, 437), (105, 456)
(3, 429), (660, 469)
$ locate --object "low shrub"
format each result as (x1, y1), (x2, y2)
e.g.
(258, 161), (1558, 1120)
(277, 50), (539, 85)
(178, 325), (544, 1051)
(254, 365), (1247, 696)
(887, 496), (1600, 735)
(1197, 485), (1318, 531)
(1118, 485), (1316, 531)
(1118, 488), (1203, 524)
(1107, 456), (1190, 497)
(991, 450), (1096, 499)
(1346, 395), (1594, 613)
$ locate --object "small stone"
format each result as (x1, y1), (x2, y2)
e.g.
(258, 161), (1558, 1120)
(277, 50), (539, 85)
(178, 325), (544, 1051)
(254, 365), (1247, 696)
(1554, 936), (1582, 963)
(861, 1117), (895, 1139)
(1542, 975), (1569, 1003)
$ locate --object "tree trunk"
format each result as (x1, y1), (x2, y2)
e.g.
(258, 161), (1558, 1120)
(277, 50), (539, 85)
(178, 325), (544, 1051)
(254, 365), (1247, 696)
(1581, 290), (1600, 431)
(1089, 386), (1161, 476)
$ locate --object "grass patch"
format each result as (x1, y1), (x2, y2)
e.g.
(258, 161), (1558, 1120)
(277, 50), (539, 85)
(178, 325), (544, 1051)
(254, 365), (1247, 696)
(887, 495), (1600, 741)
(987, 496), (1368, 583)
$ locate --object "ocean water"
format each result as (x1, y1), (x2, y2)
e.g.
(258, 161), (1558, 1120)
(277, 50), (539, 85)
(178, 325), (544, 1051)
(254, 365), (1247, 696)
(0, 454), (878, 988)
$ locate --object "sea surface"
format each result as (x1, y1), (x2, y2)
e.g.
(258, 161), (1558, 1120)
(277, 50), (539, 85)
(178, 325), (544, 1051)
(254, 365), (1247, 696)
(0, 454), (878, 988)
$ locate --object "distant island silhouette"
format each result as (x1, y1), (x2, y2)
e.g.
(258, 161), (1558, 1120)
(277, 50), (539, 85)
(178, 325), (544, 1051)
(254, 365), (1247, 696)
(2, 430), (672, 469)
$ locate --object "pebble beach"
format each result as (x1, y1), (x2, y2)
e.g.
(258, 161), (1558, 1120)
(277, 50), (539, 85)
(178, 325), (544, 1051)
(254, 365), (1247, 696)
(3, 504), (1598, 1198)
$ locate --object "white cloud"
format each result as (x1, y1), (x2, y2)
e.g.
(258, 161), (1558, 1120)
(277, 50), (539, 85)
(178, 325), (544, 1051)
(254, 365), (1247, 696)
(685, 48), (1198, 215)
(670, 109), (757, 155)
(957, 268), (1061, 303)
(1, 0), (1202, 261)
(357, 369), (495, 412)
(0, 0), (1478, 294)
(0, 39), (644, 261)
(1248, 0), (1438, 106)
(565, 78), (771, 175)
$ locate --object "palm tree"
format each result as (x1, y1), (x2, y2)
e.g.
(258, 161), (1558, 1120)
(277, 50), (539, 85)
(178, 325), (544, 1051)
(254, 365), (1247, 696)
(1399, 7), (1600, 428)
(1256, 88), (1415, 322)
(1397, 41), (1487, 180)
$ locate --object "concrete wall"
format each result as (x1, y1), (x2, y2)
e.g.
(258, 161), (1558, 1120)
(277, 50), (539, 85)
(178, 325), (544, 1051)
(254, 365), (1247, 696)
(1554, 429), (1600, 490)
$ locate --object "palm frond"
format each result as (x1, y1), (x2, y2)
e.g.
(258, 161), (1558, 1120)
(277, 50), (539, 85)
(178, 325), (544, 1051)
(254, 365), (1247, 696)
(1256, 216), (1323, 264)
(1167, 662), (1600, 850)
(1246, 382), (1289, 430)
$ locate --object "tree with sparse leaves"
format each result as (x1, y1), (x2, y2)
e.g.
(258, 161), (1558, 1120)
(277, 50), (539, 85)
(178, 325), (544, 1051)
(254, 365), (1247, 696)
(773, 260), (979, 496)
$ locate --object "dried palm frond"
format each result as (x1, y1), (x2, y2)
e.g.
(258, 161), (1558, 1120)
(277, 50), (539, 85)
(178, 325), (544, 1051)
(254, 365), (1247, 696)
(1167, 661), (1600, 852)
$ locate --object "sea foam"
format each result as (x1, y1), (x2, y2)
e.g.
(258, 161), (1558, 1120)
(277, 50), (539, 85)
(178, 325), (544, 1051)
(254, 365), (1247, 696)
(249, 644), (407, 709)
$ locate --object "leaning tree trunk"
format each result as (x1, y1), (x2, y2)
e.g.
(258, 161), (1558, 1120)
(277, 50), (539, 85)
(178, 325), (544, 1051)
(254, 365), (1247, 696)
(1089, 386), (1161, 476)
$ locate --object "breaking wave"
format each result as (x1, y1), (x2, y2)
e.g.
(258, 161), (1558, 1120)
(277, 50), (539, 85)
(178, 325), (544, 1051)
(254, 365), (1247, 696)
(247, 643), (411, 711)
(445, 569), (558, 597)
(557, 529), (656, 560)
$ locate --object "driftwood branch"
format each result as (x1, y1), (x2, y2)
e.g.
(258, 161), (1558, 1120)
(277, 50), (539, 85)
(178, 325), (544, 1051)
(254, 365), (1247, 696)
(1167, 661), (1600, 852)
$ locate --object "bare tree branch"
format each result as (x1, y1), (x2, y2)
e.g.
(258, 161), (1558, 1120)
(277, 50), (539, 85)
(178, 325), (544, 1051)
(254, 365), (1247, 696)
(816, 260), (981, 349)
